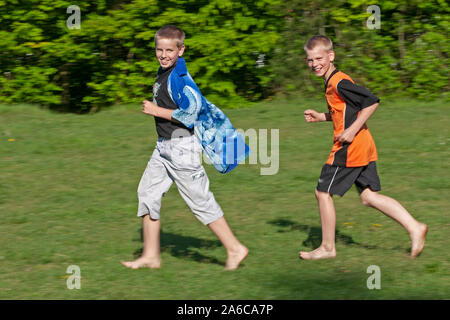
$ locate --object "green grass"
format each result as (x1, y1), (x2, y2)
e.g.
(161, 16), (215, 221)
(0, 98), (449, 299)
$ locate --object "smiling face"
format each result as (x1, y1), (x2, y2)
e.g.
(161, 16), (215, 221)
(155, 37), (185, 69)
(305, 46), (335, 80)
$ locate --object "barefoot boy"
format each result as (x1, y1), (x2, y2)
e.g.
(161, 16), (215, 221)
(299, 35), (427, 260)
(121, 25), (248, 270)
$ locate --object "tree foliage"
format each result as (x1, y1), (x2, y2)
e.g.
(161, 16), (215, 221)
(272, 0), (449, 100)
(0, 0), (448, 112)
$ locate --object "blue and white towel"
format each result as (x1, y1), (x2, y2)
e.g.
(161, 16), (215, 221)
(166, 57), (250, 173)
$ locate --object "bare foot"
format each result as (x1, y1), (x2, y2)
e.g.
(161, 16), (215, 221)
(225, 245), (248, 271)
(120, 256), (161, 269)
(410, 223), (428, 259)
(299, 246), (336, 260)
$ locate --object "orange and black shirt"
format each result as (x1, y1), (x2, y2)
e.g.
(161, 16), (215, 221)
(324, 69), (379, 167)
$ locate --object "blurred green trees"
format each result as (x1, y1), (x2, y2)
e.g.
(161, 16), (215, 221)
(0, 0), (448, 112)
(272, 0), (449, 100)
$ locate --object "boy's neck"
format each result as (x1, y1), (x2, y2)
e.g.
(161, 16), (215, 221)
(323, 64), (336, 82)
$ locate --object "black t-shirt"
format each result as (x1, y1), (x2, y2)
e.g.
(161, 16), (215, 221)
(152, 64), (193, 139)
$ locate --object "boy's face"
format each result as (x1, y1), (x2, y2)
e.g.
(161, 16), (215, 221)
(305, 46), (335, 79)
(155, 37), (185, 69)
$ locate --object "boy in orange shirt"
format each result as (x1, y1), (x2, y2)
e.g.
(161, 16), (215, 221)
(300, 35), (427, 260)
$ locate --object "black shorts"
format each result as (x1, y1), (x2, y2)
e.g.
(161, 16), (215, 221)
(316, 161), (381, 196)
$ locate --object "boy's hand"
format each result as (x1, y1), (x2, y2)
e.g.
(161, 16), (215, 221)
(142, 100), (158, 117)
(334, 103), (379, 144)
(304, 109), (324, 122)
(142, 99), (175, 121)
(335, 128), (357, 144)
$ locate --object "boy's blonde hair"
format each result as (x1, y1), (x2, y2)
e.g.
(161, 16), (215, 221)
(304, 35), (334, 52)
(155, 25), (185, 48)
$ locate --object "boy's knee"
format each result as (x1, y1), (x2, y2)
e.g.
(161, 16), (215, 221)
(314, 188), (321, 199)
(360, 189), (375, 207)
(361, 197), (371, 207)
(315, 188), (331, 200)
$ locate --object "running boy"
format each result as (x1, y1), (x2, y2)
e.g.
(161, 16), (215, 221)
(299, 35), (427, 260)
(121, 25), (248, 270)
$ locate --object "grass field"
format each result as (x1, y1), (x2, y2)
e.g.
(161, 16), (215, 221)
(0, 98), (449, 299)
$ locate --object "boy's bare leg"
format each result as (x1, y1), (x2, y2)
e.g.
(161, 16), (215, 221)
(360, 188), (427, 259)
(121, 214), (162, 269)
(299, 190), (337, 260)
(208, 217), (248, 270)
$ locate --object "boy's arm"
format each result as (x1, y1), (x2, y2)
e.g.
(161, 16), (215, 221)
(142, 100), (181, 123)
(335, 79), (380, 143)
(304, 109), (331, 122)
(335, 102), (378, 143)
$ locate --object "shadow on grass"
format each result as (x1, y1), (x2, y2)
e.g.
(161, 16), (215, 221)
(133, 228), (223, 266)
(268, 218), (378, 250)
(266, 268), (374, 299)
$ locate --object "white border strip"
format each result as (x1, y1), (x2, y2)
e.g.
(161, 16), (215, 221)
(327, 167), (339, 193)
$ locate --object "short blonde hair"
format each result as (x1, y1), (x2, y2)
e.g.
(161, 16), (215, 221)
(304, 35), (333, 52)
(155, 25), (185, 48)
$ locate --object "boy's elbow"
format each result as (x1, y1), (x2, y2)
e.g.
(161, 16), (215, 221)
(369, 102), (379, 111)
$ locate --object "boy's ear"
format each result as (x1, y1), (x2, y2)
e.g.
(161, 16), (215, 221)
(178, 45), (185, 57)
(329, 50), (335, 63)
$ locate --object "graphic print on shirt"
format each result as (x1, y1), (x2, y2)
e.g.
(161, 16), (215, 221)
(153, 82), (160, 102)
